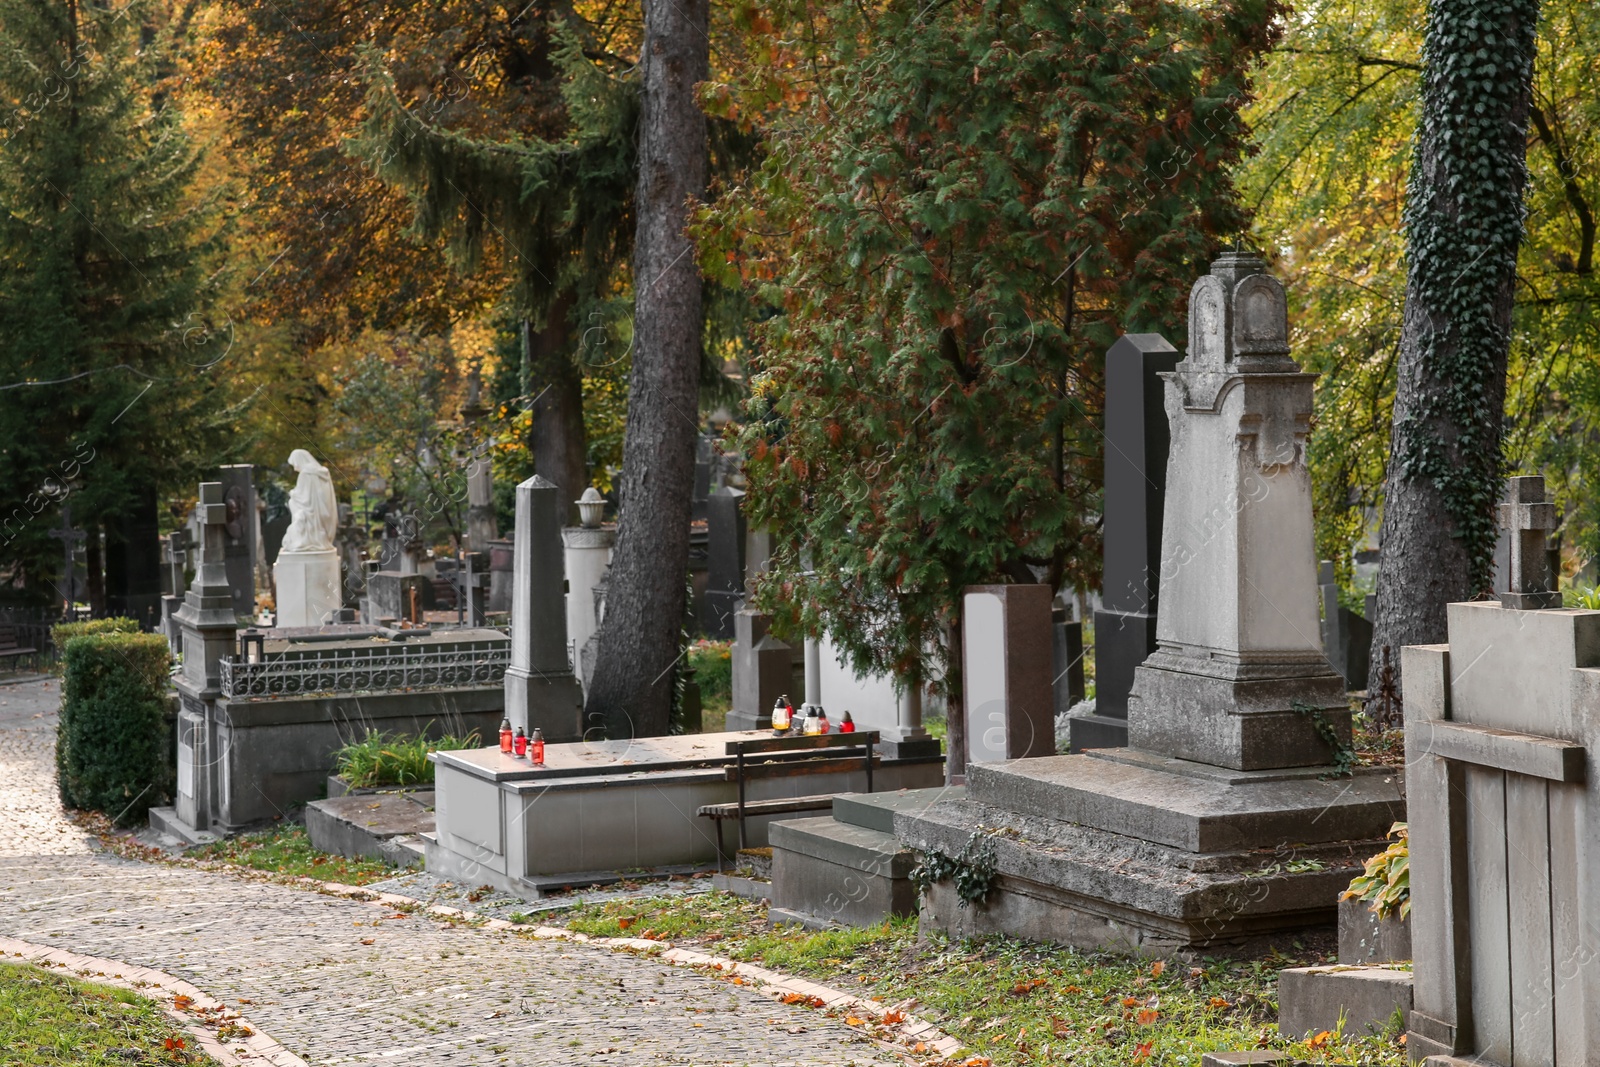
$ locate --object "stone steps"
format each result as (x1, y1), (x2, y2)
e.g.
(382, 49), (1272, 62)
(304, 791), (434, 867)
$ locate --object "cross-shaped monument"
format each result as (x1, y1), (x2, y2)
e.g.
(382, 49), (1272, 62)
(49, 503), (85, 620)
(1498, 475), (1560, 610)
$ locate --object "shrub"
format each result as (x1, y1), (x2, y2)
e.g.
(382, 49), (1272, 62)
(57, 632), (172, 826)
(688, 639), (732, 704)
(1342, 822), (1410, 921)
(50, 616), (141, 651)
(334, 727), (480, 788)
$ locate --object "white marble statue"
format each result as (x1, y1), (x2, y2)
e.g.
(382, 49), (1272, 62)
(280, 449), (338, 554)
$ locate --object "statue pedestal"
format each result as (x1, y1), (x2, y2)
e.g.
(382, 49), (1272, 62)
(274, 549), (341, 627)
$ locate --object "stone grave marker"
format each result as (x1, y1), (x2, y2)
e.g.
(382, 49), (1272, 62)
(1318, 560), (1373, 690)
(960, 584), (1054, 768)
(701, 486), (746, 639)
(466, 456), (497, 552)
(218, 464), (256, 618)
(1072, 333), (1180, 752)
(726, 607), (792, 730)
(503, 475), (583, 740)
(562, 487), (614, 698)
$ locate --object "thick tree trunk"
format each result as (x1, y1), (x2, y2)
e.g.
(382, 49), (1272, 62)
(1371, 0), (1539, 703)
(582, 0), (708, 739)
(524, 296), (587, 523)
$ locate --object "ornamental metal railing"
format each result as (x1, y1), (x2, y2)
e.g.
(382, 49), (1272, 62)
(219, 643), (510, 701)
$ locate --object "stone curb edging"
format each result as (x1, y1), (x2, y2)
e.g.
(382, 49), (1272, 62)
(295, 877), (971, 1064)
(0, 936), (308, 1067)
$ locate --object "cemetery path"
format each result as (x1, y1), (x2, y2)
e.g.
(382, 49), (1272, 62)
(0, 677), (901, 1067)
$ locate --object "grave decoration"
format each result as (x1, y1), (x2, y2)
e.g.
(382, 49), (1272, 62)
(896, 252), (1405, 951)
(1403, 474), (1600, 1064)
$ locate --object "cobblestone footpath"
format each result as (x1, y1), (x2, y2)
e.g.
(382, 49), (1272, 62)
(0, 679), (899, 1066)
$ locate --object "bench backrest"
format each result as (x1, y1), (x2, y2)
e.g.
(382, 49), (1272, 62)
(724, 731), (880, 758)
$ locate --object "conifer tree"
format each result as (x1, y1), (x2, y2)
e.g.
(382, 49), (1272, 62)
(0, 0), (230, 602)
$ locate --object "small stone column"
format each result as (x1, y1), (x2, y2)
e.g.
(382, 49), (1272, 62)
(562, 488), (615, 700)
(466, 457), (497, 553)
(503, 475), (583, 740)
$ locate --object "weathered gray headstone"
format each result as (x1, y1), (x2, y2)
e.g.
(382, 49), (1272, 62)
(503, 475), (583, 740)
(1072, 333), (1180, 752)
(172, 481), (238, 835)
(1318, 560), (1373, 691)
(1404, 475), (1599, 1064)
(961, 584), (1055, 767)
(562, 488), (614, 699)
(726, 608), (793, 730)
(466, 456), (497, 553)
(702, 486), (746, 639)
(486, 537), (514, 614)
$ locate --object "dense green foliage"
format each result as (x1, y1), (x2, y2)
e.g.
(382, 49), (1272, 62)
(1245, 0), (1600, 581)
(57, 632), (172, 826)
(0, 961), (218, 1066)
(706, 0), (1279, 694)
(333, 728), (480, 789)
(50, 616), (140, 653)
(0, 0), (231, 597)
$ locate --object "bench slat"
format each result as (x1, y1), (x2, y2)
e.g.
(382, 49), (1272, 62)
(725, 731), (879, 756)
(696, 796), (836, 819)
(723, 755), (879, 781)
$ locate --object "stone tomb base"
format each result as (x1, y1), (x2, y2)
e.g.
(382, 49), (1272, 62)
(768, 788), (960, 929)
(427, 732), (944, 896)
(895, 749), (1403, 953)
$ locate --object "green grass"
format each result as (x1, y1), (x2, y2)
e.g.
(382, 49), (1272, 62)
(333, 728), (480, 788)
(0, 960), (220, 1065)
(186, 823), (394, 885)
(557, 891), (1407, 1066)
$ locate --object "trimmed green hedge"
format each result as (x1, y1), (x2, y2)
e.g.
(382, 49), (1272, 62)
(50, 617), (140, 652)
(57, 632), (172, 826)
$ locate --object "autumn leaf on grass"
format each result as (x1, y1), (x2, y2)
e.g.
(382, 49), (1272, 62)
(1208, 996), (1231, 1009)
(1149, 960), (1165, 977)
(1062, 984), (1081, 994)
(1049, 1015), (1071, 1037)
(1308, 1030), (1334, 1049)
(882, 1010), (905, 1025)
(173, 995), (195, 1012)
(164, 1037), (187, 1051)
(1121, 996), (1140, 1008)
(1133, 1040), (1153, 1061)
(807, 996), (825, 1008)
(617, 917), (636, 930)
(1136, 1008), (1159, 1025)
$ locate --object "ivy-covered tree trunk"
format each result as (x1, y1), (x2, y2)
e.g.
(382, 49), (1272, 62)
(1371, 0), (1541, 695)
(524, 297), (587, 524)
(582, 0), (708, 739)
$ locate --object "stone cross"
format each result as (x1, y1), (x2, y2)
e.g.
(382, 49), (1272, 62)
(1498, 475), (1560, 610)
(49, 503), (85, 620)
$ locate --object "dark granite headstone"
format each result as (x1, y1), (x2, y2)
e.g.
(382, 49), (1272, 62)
(1072, 334), (1180, 751)
(1052, 605), (1086, 718)
(105, 488), (162, 629)
(1318, 561), (1373, 691)
(218, 464), (256, 618)
(702, 486), (746, 639)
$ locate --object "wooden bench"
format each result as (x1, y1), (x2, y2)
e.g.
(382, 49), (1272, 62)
(697, 731), (880, 868)
(0, 626), (38, 672)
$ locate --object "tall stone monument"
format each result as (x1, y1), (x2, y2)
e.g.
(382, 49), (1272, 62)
(169, 482), (238, 840)
(562, 487), (614, 699)
(1405, 475), (1600, 1064)
(466, 456), (497, 553)
(503, 475), (583, 740)
(898, 253), (1403, 950)
(701, 486), (746, 639)
(1071, 334), (1179, 751)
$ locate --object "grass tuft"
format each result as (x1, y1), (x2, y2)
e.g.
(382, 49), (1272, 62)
(334, 728), (479, 788)
(186, 823), (394, 885)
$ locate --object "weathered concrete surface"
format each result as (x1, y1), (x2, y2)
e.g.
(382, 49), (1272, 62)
(304, 791), (433, 866)
(1278, 965), (1411, 1039)
(769, 817), (915, 928)
(1338, 897), (1410, 965)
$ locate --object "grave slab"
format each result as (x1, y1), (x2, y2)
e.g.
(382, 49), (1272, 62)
(1278, 965), (1411, 1039)
(305, 791), (433, 866)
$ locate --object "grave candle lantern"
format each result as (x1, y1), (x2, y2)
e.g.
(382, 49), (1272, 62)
(499, 718), (513, 754)
(771, 696), (791, 733)
(513, 726), (527, 757)
(839, 711), (855, 734)
(238, 629), (265, 665)
(531, 728), (545, 766)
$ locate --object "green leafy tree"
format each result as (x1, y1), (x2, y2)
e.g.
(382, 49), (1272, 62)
(0, 0), (231, 604)
(703, 0), (1279, 766)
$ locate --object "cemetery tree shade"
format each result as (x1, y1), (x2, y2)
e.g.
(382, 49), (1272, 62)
(706, 0), (1277, 717)
(0, 0), (230, 597)
(583, 0), (710, 739)
(1371, 0), (1541, 673)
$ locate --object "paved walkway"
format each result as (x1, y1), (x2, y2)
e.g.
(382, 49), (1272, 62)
(0, 678), (899, 1066)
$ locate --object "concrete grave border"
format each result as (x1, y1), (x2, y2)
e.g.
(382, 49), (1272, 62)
(0, 936), (308, 1067)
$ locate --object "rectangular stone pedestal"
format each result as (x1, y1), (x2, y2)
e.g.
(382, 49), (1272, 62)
(502, 667), (583, 742)
(896, 750), (1403, 952)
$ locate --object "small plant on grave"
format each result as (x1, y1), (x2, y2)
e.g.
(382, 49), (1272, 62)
(909, 829), (999, 908)
(1563, 584), (1600, 610)
(1341, 822), (1410, 921)
(1292, 700), (1356, 778)
(334, 725), (480, 788)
